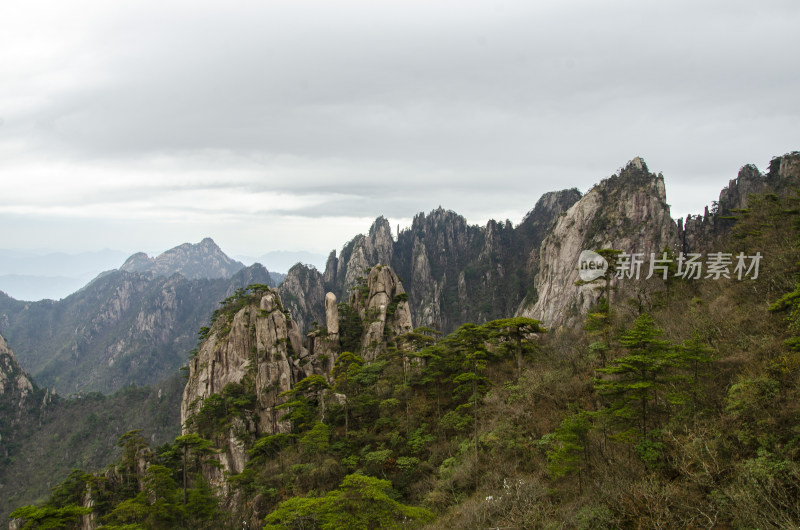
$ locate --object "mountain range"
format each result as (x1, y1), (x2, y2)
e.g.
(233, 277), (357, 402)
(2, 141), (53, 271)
(3, 153), (799, 396)
(0, 240), (274, 394)
(3, 150), (800, 526)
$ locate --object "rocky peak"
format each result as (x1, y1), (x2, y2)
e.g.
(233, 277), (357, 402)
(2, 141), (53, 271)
(226, 264), (275, 297)
(368, 216), (394, 265)
(323, 250), (338, 287)
(278, 263), (326, 334)
(179, 265), (412, 499)
(349, 265), (413, 361)
(332, 217), (397, 295)
(120, 238), (244, 280)
(519, 188), (583, 244)
(119, 252), (152, 274)
(410, 207), (470, 239)
(518, 157), (678, 327)
(181, 287), (306, 483)
(767, 151), (800, 182)
(319, 200), (568, 334)
(679, 162), (772, 253)
(718, 164), (767, 215)
(604, 156), (666, 201)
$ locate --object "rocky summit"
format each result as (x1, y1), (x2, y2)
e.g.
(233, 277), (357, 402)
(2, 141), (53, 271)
(120, 237), (245, 280)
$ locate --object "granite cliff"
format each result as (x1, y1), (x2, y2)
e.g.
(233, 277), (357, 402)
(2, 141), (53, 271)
(679, 152), (800, 252)
(517, 158), (679, 327)
(277, 263), (326, 335)
(323, 191), (579, 334)
(179, 265), (413, 503)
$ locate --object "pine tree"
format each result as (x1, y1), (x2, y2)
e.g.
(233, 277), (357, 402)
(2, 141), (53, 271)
(594, 314), (674, 440)
(539, 410), (592, 492)
(173, 433), (216, 505)
(483, 317), (546, 379)
(445, 323), (491, 466)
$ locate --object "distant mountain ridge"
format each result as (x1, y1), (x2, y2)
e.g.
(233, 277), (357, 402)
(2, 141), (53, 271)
(0, 238), (275, 394)
(236, 250), (328, 274)
(120, 237), (245, 280)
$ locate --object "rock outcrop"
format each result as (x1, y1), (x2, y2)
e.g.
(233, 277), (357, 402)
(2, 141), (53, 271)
(180, 265), (413, 491)
(327, 216), (395, 296)
(278, 263), (326, 334)
(181, 288), (300, 482)
(120, 237), (245, 280)
(321, 196), (580, 334)
(349, 265), (413, 361)
(680, 152), (800, 252)
(0, 334), (51, 469)
(325, 292), (339, 335)
(0, 334), (36, 419)
(679, 164), (766, 253)
(518, 158), (679, 327)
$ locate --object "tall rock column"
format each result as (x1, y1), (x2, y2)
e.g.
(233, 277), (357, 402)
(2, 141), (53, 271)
(325, 292), (339, 335)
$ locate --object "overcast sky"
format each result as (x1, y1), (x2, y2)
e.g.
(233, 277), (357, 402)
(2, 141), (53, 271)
(1, 0), (798, 261)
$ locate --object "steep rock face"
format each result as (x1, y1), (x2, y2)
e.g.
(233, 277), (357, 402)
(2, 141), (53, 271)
(278, 263), (326, 335)
(395, 208), (475, 332)
(766, 151), (800, 183)
(181, 284), (343, 489)
(120, 238), (244, 280)
(318, 193), (580, 334)
(679, 164), (767, 252)
(0, 334), (36, 420)
(180, 265), (410, 491)
(517, 189), (584, 279)
(326, 217), (395, 296)
(323, 251), (338, 287)
(519, 158), (679, 327)
(0, 334), (50, 471)
(325, 292), (339, 335)
(181, 289), (300, 482)
(679, 152), (800, 253)
(0, 264), (272, 394)
(349, 265), (413, 361)
(520, 189), (584, 238)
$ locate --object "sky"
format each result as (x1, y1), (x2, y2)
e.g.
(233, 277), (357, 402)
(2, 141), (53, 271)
(1, 0), (798, 262)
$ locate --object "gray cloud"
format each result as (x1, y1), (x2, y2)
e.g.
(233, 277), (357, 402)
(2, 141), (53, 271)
(1, 0), (799, 257)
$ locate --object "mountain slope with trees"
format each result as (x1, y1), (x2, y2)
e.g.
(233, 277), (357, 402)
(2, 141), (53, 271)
(0, 264), (273, 394)
(8, 151), (800, 529)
